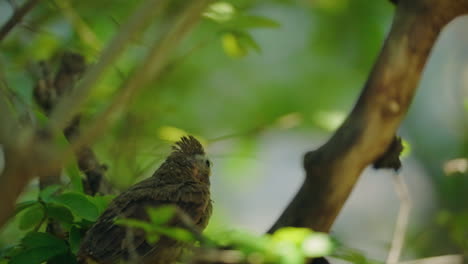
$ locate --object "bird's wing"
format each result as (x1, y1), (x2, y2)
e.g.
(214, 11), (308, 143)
(78, 180), (210, 263)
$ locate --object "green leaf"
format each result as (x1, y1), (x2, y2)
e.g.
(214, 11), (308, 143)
(146, 205), (175, 225)
(9, 247), (66, 264)
(69, 225), (83, 254)
(39, 185), (61, 203)
(88, 195), (115, 214)
(211, 229), (270, 255)
(221, 32), (245, 58)
(146, 233), (160, 244)
(33, 110), (49, 126)
(52, 192), (99, 221)
(48, 251), (78, 264)
(0, 245), (19, 259)
(18, 204), (45, 230)
(21, 232), (67, 249)
(301, 233), (334, 257)
(203, 1), (235, 23)
(46, 204), (74, 228)
(271, 227), (312, 245)
(65, 161), (84, 192)
(274, 241), (303, 264)
(228, 15), (280, 29)
(221, 31), (261, 58)
(10, 232), (68, 264)
(155, 226), (195, 242)
(14, 201), (39, 215)
(12, 232), (69, 263)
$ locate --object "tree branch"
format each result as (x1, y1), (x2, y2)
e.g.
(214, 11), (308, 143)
(268, 0), (468, 233)
(34, 52), (112, 195)
(0, 0), (40, 42)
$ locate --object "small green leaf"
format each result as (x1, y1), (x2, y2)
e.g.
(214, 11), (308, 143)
(221, 32), (247, 57)
(33, 110), (49, 126)
(146, 233), (160, 244)
(21, 232), (68, 249)
(39, 185), (61, 203)
(89, 195), (115, 214)
(65, 161), (84, 192)
(236, 31), (261, 53)
(0, 245), (19, 259)
(301, 233), (334, 257)
(46, 204), (74, 228)
(221, 31), (261, 58)
(203, 1), (235, 22)
(52, 192), (99, 221)
(401, 139), (412, 158)
(210, 230), (270, 255)
(9, 247), (66, 264)
(272, 227), (312, 245)
(14, 201), (39, 215)
(18, 204), (45, 230)
(69, 225), (83, 254)
(14, 233), (69, 263)
(48, 251), (78, 264)
(228, 15), (280, 29)
(146, 205), (175, 225)
(156, 226), (195, 242)
(274, 241), (304, 264)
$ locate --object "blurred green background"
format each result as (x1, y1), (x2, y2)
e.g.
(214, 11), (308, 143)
(0, 0), (467, 263)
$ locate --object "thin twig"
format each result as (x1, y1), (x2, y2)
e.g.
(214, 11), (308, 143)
(387, 172), (412, 264)
(0, 0), (40, 42)
(53, 0), (102, 53)
(398, 255), (463, 264)
(69, 0), (210, 155)
(48, 0), (169, 132)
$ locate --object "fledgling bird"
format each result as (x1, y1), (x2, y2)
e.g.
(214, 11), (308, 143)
(77, 136), (212, 264)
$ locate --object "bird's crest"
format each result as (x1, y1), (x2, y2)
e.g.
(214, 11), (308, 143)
(172, 136), (205, 155)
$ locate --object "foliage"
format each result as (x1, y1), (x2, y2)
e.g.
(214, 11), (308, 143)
(0, 184), (114, 263)
(0, 0), (467, 263)
(118, 210), (337, 264)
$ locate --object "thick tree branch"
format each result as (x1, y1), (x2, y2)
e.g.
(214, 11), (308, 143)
(269, 0), (468, 233)
(0, 0), (40, 42)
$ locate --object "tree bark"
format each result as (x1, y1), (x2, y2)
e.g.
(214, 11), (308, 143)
(268, 0), (468, 233)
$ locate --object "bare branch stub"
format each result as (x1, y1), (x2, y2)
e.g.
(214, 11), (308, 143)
(269, 0), (468, 234)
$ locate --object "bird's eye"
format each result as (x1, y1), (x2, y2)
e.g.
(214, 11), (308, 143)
(205, 160), (211, 168)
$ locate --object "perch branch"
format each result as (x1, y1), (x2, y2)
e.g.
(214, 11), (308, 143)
(268, 0), (468, 233)
(0, 0), (40, 42)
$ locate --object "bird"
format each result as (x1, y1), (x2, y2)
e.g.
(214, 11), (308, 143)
(77, 136), (212, 264)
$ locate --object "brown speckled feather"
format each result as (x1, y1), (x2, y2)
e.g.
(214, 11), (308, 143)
(77, 136), (212, 264)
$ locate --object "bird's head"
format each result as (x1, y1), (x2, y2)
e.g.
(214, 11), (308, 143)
(165, 136), (211, 184)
